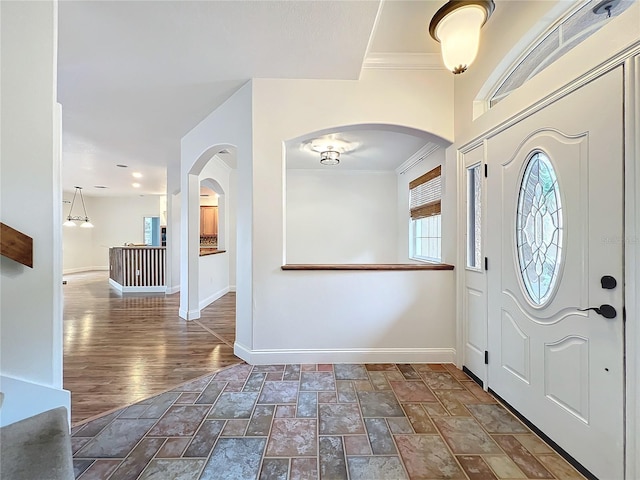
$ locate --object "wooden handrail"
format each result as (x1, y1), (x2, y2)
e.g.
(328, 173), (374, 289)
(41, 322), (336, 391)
(0, 223), (33, 268)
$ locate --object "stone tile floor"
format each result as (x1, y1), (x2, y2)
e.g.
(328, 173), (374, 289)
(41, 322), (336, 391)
(71, 363), (585, 479)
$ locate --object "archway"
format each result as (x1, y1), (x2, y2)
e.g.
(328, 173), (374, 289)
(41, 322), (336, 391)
(179, 145), (236, 320)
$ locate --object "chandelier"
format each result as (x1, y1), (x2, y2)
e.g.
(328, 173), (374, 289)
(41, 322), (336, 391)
(63, 187), (94, 228)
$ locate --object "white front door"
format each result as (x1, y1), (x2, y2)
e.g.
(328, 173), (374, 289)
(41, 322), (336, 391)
(486, 67), (624, 479)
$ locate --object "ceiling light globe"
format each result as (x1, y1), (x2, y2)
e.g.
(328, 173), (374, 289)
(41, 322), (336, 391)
(429, 1), (494, 74)
(63, 219), (77, 227)
(80, 220), (94, 229)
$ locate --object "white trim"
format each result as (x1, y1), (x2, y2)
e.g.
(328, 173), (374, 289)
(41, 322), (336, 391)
(53, 100), (63, 389)
(228, 285), (236, 292)
(63, 266), (108, 275)
(233, 344), (456, 365)
(179, 308), (200, 321)
(474, 1), (592, 118)
(396, 143), (441, 175)
(455, 148), (465, 370)
(166, 285), (180, 294)
(0, 375), (71, 428)
(363, 53), (444, 71)
(108, 278), (166, 294)
(199, 286), (230, 310)
(624, 53), (640, 480)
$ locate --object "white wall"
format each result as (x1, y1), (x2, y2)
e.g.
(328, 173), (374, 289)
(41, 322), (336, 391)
(199, 191), (219, 207)
(180, 82), (253, 340)
(166, 161), (181, 293)
(240, 68), (456, 363)
(286, 170), (397, 264)
(0, 0), (71, 425)
(61, 194), (162, 272)
(199, 254), (231, 309)
(62, 191), (95, 273)
(228, 168), (238, 290)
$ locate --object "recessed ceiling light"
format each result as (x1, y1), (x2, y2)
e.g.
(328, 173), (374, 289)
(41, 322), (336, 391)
(94, 185), (108, 189)
(132, 172), (143, 178)
(132, 183), (141, 188)
(116, 164), (128, 168)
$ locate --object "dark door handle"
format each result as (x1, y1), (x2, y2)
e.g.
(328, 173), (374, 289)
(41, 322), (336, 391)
(578, 304), (617, 319)
(601, 275), (617, 289)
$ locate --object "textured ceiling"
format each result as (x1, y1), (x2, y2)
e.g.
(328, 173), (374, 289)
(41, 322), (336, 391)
(58, 0), (445, 196)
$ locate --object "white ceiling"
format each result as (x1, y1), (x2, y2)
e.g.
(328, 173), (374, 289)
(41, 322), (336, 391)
(58, 1), (445, 196)
(286, 127), (444, 171)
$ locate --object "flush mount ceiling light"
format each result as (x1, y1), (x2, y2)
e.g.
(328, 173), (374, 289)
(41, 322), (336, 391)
(429, 0), (495, 74)
(302, 137), (357, 155)
(320, 150), (340, 166)
(63, 186), (94, 228)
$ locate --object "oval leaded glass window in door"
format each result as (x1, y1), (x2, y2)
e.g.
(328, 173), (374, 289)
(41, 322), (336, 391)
(516, 151), (563, 306)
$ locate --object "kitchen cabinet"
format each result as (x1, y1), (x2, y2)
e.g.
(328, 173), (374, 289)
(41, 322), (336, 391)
(200, 206), (218, 236)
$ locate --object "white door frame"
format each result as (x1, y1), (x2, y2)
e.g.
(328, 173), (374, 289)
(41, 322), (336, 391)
(456, 44), (640, 479)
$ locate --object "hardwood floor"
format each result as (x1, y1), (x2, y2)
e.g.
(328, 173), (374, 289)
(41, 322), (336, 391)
(63, 271), (240, 424)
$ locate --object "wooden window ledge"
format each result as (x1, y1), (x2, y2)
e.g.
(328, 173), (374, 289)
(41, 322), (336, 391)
(281, 263), (454, 271)
(200, 248), (226, 257)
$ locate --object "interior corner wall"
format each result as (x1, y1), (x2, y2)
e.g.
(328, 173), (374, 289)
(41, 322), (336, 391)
(246, 69), (456, 361)
(181, 81), (253, 347)
(286, 169), (398, 264)
(0, 0), (71, 425)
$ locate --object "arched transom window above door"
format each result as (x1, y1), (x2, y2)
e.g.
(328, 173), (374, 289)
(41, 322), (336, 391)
(487, 0), (634, 109)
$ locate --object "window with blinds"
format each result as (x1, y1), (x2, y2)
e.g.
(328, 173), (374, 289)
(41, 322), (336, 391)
(409, 166), (441, 219)
(409, 166), (442, 262)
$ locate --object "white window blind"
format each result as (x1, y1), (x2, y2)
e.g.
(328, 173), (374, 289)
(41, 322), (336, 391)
(409, 166), (441, 219)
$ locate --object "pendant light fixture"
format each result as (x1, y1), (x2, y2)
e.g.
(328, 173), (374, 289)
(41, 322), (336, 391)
(63, 186), (94, 228)
(429, 0), (495, 74)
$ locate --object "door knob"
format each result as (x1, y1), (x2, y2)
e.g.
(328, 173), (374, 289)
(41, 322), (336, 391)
(601, 275), (617, 289)
(578, 304), (617, 319)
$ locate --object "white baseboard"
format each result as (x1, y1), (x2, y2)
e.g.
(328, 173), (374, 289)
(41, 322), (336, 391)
(166, 285), (180, 294)
(233, 344), (456, 365)
(63, 266), (108, 275)
(179, 308), (201, 321)
(0, 375), (71, 427)
(229, 285), (236, 292)
(108, 278), (166, 294)
(199, 286), (230, 310)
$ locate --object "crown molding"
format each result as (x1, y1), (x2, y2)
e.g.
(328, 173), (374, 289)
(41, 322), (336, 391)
(396, 143), (441, 175)
(363, 53), (444, 71)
